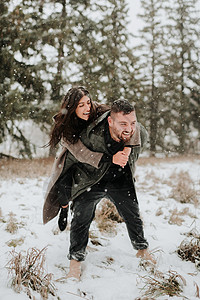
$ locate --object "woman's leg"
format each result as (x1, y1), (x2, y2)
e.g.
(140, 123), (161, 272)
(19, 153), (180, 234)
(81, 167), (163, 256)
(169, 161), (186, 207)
(68, 189), (105, 262)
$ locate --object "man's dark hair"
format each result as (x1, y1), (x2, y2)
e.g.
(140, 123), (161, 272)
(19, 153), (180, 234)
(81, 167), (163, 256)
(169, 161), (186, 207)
(111, 99), (135, 115)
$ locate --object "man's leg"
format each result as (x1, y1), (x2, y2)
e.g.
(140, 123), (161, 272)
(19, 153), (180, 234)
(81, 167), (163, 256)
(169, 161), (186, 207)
(108, 184), (155, 263)
(67, 187), (106, 280)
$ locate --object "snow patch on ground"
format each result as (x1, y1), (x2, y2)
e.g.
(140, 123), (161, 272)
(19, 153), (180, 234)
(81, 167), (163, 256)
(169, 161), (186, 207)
(0, 158), (200, 299)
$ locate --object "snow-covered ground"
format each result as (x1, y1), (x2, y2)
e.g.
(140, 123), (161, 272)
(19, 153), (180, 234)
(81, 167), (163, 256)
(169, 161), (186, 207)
(0, 157), (200, 300)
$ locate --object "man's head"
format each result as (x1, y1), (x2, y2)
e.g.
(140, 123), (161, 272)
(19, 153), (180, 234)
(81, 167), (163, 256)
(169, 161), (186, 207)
(108, 100), (137, 142)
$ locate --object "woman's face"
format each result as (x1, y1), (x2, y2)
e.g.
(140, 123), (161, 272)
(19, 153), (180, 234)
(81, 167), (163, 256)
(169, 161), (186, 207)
(75, 95), (91, 121)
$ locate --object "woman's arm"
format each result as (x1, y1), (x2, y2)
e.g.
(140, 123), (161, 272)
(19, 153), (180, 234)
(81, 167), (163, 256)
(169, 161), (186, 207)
(61, 139), (104, 169)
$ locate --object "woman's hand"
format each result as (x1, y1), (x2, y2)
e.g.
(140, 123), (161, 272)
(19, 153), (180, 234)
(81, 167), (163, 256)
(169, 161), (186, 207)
(62, 204), (69, 208)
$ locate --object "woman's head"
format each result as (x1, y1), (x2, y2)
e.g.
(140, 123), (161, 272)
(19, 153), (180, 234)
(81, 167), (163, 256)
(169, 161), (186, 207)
(75, 95), (91, 121)
(49, 86), (96, 147)
(60, 86), (94, 121)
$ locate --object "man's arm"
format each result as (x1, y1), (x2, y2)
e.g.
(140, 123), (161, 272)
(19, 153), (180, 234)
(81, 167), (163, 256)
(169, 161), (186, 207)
(62, 138), (129, 169)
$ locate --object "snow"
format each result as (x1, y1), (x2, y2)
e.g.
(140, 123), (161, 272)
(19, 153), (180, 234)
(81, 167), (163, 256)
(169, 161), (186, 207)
(0, 158), (200, 299)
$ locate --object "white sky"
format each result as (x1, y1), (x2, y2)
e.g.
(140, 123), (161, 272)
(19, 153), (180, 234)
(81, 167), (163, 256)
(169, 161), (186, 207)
(127, 0), (142, 34)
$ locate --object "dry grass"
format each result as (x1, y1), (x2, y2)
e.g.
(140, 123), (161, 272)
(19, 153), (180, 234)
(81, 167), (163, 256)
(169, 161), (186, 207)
(168, 207), (196, 226)
(0, 157), (54, 179)
(170, 171), (198, 205)
(95, 198), (123, 234)
(6, 212), (18, 234)
(102, 256), (115, 266)
(137, 270), (186, 299)
(0, 207), (5, 223)
(155, 207), (163, 216)
(177, 238), (200, 269)
(194, 281), (200, 298)
(7, 247), (56, 299)
(0, 155), (199, 180)
(6, 237), (25, 247)
(137, 155), (200, 166)
(184, 228), (200, 240)
(143, 169), (161, 185)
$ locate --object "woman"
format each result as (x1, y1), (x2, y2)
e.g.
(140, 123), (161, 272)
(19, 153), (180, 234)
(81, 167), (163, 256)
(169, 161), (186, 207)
(48, 86), (109, 148)
(45, 86), (111, 231)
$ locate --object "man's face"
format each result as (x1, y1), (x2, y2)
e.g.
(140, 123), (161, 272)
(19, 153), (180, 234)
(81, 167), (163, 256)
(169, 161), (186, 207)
(108, 111), (137, 142)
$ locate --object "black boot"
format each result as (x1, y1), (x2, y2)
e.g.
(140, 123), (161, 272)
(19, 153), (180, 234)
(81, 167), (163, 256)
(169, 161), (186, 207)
(58, 207), (68, 231)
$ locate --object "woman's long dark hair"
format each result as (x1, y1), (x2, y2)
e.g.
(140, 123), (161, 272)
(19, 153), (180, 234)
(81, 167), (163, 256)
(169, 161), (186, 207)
(48, 86), (109, 148)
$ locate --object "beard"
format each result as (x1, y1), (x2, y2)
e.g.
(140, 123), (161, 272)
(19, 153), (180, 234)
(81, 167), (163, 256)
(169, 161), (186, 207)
(115, 130), (133, 142)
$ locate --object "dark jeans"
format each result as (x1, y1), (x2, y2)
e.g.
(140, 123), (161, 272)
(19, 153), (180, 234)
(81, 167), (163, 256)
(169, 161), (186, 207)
(68, 179), (148, 261)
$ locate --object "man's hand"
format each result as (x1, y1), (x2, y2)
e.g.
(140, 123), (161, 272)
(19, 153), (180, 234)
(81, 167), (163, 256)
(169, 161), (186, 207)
(123, 146), (131, 156)
(112, 147), (131, 168)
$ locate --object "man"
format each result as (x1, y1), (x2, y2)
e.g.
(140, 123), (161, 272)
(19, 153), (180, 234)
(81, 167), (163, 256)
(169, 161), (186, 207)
(57, 99), (155, 280)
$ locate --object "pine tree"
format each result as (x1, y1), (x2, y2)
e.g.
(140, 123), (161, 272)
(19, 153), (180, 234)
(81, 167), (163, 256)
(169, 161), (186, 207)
(37, 0), (100, 100)
(0, 0), (51, 157)
(66, 0), (140, 105)
(37, 0), (74, 102)
(161, 0), (200, 153)
(0, 0), (146, 157)
(65, 0), (102, 97)
(30, 0), (141, 106)
(135, 0), (166, 155)
(95, 0), (140, 104)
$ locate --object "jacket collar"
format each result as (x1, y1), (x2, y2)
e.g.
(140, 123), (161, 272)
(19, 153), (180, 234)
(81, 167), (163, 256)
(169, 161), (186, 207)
(86, 111), (110, 135)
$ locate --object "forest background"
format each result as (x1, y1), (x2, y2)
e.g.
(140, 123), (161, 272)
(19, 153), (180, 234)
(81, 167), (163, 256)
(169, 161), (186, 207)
(1, 0), (200, 158)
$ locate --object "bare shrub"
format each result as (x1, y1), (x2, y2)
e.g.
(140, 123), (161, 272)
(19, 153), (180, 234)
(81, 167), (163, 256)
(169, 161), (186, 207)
(95, 199), (123, 234)
(138, 270), (186, 299)
(7, 247), (56, 299)
(6, 212), (18, 234)
(170, 171), (198, 205)
(177, 238), (200, 269)
(184, 228), (200, 240)
(168, 207), (196, 226)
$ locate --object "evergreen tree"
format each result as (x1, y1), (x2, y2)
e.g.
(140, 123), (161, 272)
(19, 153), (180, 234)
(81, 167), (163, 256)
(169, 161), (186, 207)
(65, 0), (102, 98)
(0, 0), (146, 157)
(161, 0), (200, 153)
(0, 0), (50, 157)
(95, 0), (140, 104)
(37, 0), (75, 101)
(37, 0), (101, 100)
(66, 0), (140, 105)
(135, 0), (166, 155)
